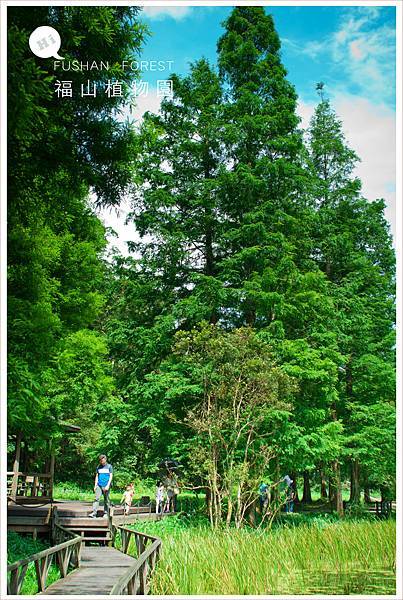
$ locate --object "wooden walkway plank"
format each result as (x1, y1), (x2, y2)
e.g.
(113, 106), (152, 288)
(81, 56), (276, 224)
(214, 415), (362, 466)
(41, 547), (136, 595)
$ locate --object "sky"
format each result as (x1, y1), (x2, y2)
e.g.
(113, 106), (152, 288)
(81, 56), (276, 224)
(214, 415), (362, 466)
(99, 4), (397, 256)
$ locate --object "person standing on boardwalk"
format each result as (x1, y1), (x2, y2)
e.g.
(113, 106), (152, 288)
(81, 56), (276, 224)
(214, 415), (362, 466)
(155, 481), (165, 514)
(121, 483), (134, 516)
(89, 454), (113, 518)
(163, 471), (179, 512)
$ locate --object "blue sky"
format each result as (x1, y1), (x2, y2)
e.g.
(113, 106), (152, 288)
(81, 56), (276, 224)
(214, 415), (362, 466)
(101, 4), (396, 253)
(138, 5), (396, 108)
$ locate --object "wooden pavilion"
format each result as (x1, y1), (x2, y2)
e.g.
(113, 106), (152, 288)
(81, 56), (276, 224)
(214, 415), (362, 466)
(7, 423), (80, 504)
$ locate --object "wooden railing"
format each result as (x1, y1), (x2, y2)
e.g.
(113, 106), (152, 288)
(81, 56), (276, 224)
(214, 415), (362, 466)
(110, 526), (162, 595)
(374, 500), (394, 517)
(7, 524), (82, 594)
(7, 471), (52, 500)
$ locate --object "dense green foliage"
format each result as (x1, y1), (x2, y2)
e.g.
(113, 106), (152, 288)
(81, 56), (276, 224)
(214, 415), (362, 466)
(7, 6), (146, 474)
(8, 6), (395, 525)
(102, 7), (395, 514)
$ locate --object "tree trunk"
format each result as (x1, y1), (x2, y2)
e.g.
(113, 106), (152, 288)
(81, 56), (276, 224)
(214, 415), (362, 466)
(205, 227), (214, 277)
(245, 308), (256, 327)
(246, 499), (257, 526)
(10, 431), (22, 501)
(20, 441), (27, 473)
(203, 161), (218, 324)
(226, 496), (233, 527)
(302, 470), (312, 503)
(206, 487), (213, 527)
(320, 469), (327, 499)
(328, 477), (335, 503)
(271, 457), (280, 502)
(205, 224), (218, 324)
(290, 472), (299, 502)
(235, 484), (242, 529)
(49, 450), (55, 500)
(349, 458), (360, 503)
(332, 460), (344, 517)
(380, 486), (388, 502)
(364, 485), (371, 504)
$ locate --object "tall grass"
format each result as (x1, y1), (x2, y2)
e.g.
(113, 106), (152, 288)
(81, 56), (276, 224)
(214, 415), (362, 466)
(7, 532), (61, 595)
(132, 516), (395, 595)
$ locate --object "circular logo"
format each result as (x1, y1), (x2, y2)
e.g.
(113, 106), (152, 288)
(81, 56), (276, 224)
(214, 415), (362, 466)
(29, 26), (64, 59)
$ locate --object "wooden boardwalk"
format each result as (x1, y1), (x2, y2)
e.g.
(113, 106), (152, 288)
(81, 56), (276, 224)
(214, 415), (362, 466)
(41, 546), (136, 595)
(8, 500), (165, 595)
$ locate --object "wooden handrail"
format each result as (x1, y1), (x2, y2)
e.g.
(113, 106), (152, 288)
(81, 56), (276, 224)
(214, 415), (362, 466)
(7, 524), (82, 594)
(7, 471), (52, 478)
(110, 525), (162, 595)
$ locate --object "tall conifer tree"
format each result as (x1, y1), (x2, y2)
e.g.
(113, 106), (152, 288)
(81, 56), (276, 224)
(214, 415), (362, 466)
(307, 94), (396, 505)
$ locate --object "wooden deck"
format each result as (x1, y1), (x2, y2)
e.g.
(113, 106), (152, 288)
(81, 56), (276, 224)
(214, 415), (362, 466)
(8, 499), (159, 534)
(41, 546), (136, 595)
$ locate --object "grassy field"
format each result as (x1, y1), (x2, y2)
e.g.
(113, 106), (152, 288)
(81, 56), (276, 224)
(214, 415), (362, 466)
(129, 515), (396, 595)
(7, 532), (61, 595)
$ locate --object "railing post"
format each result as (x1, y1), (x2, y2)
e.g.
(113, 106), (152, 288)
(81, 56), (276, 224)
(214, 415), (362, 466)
(76, 538), (82, 567)
(10, 432), (22, 502)
(108, 508), (116, 546)
(127, 576), (135, 594)
(121, 529), (128, 554)
(139, 561), (147, 595)
(34, 555), (52, 592)
(57, 548), (67, 578)
(9, 568), (19, 594)
(49, 442), (55, 500)
(34, 475), (39, 497)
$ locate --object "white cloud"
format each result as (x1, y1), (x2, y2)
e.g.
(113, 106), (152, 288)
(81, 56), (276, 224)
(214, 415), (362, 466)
(298, 95), (396, 241)
(349, 40), (364, 61)
(142, 6), (193, 21)
(130, 89), (163, 123)
(98, 92), (164, 257)
(113, 88), (162, 126)
(287, 8), (395, 105)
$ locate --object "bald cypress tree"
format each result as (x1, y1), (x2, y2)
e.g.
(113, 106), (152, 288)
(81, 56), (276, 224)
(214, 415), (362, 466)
(216, 7), (316, 328)
(118, 8), (341, 479)
(307, 94), (396, 507)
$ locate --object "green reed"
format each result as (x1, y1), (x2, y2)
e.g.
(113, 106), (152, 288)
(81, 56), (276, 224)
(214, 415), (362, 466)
(132, 516), (395, 595)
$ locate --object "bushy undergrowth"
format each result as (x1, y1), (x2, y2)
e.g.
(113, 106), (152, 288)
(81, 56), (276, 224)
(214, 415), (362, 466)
(7, 532), (60, 595)
(131, 516), (396, 595)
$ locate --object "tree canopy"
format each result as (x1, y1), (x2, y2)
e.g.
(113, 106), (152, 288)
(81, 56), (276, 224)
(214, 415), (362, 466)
(8, 6), (396, 520)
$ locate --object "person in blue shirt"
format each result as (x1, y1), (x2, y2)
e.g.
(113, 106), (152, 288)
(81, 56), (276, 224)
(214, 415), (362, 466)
(283, 475), (295, 513)
(89, 454), (113, 518)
